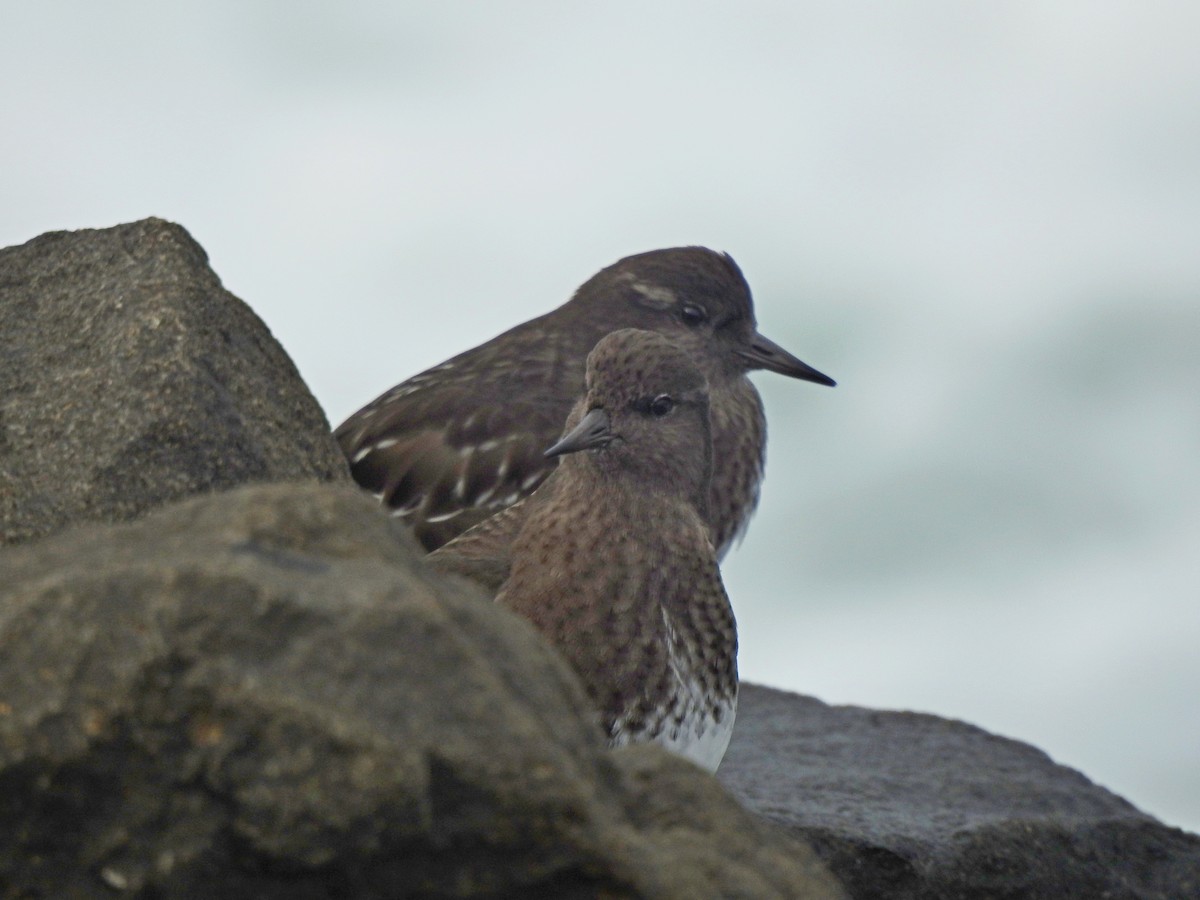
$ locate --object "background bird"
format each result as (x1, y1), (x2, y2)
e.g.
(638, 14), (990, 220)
(334, 247), (834, 556)
(430, 328), (738, 771)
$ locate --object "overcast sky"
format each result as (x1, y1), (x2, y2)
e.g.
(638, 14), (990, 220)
(3, 3), (1198, 832)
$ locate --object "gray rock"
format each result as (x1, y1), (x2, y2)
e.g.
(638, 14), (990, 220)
(5, 218), (1197, 898)
(0, 218), (350, 546)
(0, 482), (842, 899)
(719, 684), (1200, 899)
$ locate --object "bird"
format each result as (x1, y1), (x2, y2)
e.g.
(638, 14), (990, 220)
(429, 328), (738, 771)
(334, 247), (834, 557)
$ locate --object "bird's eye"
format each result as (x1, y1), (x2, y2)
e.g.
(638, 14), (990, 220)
(632, 394), (676, 417)
(649, 394), (675, 417)
(679, 303), (707, 327)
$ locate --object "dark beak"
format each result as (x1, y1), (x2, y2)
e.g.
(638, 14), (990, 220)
(739, 332), (836, 386)
(544, 407), (613, 458)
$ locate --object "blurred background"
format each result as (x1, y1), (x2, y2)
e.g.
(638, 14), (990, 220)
(3, 3), (1197, 832)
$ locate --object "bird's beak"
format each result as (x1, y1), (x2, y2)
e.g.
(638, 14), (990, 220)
(544, 407), (614, 458)
(739, 331), (836, 386)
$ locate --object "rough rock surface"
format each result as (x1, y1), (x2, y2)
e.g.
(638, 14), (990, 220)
(0, 218), (349, 546)
(3, 219), (1199, 898)
(719, 684), (1200, 899)
(0, 483), (841, 899)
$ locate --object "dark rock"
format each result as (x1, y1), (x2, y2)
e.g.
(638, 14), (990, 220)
(0, 218), (350, 546)
(5, 218), (1196, 898)
(719, 684), (1200, 900)
(0, 482), (842, 899)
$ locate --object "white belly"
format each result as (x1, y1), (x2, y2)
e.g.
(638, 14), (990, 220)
(608, 604), (738, 772)
(654, 696), (737, 772)
(611, 693), (738, 773)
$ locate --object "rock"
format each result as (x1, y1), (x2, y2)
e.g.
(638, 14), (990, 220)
(0, 482), (842, 899)
(719, 684), (1200, 900)
(4, 218), (1197, 897)
(0, 218), (349, 546)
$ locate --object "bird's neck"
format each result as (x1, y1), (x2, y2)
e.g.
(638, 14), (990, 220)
(562, 452), (710, 528)
(505, 462), (716, 612)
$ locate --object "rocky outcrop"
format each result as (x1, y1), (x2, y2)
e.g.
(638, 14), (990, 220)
(0, 218), (348, 546)
(1, 218), (1197, 897)
(0, 482), (839, 898)
(720, 685), (1199, 899)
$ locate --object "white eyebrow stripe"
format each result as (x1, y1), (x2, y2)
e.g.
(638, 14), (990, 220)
(630, 282), (677, 307)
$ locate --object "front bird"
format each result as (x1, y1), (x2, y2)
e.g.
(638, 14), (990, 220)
(431, 329), (738, 771)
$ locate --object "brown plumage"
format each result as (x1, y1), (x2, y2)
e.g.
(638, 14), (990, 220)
(335, 247), (834, 557)
(430, 329), (738, 770)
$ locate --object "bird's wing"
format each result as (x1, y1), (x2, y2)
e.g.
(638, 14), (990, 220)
(335, 329), (581, 551)
(424, 488), (543, 594)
